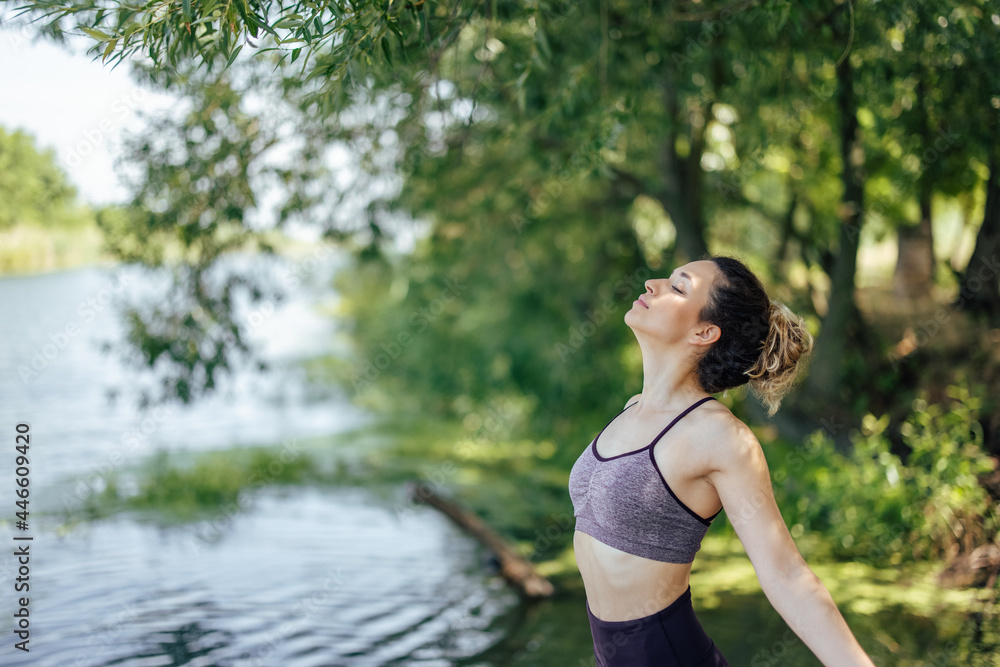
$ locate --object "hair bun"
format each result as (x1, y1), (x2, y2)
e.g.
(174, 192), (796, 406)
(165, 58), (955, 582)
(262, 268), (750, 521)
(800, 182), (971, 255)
(746, 300), (814, 416)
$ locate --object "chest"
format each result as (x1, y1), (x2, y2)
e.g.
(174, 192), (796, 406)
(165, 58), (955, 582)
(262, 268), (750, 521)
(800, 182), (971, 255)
(569, 442), (669, 514)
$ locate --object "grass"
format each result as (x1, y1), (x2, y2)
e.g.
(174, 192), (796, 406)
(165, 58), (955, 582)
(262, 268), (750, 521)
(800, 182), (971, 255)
(0, 220), (114, 276)
(64, 443), (328, 522)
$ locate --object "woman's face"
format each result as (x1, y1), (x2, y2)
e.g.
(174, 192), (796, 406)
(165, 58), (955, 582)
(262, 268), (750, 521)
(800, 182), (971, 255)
(624, 259), (721, 348)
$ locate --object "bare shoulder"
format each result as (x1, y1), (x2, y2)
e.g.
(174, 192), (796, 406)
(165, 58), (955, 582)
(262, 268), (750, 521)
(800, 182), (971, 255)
(696, 402), (768, 475)
(624, 393), (642, 408)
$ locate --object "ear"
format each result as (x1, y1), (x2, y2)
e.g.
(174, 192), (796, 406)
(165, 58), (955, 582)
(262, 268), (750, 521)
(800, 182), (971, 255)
(689, 322), (721, 347)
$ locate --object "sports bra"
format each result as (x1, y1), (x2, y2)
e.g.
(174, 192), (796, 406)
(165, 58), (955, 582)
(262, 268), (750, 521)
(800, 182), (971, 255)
(568, 395), (723, 564)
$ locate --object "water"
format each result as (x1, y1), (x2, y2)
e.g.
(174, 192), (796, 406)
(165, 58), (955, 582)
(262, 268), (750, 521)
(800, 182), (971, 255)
(0, 252), (371, 493)
(3, 488), (516, 666)
(0, 256), (523, 665)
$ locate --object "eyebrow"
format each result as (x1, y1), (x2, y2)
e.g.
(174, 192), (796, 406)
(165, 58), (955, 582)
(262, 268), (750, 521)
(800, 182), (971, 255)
(669, 270), (693, 284)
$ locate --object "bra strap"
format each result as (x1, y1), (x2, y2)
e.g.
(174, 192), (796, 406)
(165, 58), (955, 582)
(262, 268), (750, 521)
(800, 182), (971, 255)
(646, 395), (716, 450)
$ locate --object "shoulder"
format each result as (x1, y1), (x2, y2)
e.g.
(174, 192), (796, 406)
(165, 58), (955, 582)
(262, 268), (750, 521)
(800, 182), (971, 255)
(694, 401), (768, 475)
(624, 393), (642, 408)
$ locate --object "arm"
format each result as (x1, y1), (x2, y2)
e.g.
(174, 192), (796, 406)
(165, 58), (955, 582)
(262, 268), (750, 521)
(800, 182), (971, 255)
(705, 418), (876, 667)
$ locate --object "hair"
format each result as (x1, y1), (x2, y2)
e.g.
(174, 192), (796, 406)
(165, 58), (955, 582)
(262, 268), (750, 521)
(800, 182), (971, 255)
(693, 254), (814, 417)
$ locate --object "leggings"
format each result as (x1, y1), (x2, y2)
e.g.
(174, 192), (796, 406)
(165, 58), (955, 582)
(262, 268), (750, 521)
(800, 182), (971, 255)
(586, 586), (730, 666)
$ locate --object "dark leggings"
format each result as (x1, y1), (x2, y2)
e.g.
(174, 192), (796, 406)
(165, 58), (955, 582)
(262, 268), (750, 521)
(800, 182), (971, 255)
(586, 586), (730, 666)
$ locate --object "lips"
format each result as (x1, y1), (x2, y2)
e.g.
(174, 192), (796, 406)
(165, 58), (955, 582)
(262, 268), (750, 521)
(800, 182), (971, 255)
(636, 296), (648, 308)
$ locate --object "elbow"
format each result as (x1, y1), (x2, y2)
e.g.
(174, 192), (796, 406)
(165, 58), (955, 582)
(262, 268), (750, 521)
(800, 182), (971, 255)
(758, 552), (815, 596)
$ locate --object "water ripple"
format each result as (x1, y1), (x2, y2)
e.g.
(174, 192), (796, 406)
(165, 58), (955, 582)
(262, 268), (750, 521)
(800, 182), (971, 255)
(0, 486), (518, 666)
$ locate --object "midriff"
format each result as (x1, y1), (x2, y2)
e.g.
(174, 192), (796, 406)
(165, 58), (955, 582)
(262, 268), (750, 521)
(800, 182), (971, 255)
(574, 529), (693, 622)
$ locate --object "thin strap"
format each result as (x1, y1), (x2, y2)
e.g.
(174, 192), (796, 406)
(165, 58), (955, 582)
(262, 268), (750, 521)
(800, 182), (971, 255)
(646, 395), (717, 450)
(592, 396), (714, 461)
(590, 400), (639, 446)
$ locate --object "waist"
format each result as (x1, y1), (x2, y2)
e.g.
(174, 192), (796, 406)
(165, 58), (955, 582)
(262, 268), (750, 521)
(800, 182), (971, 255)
(586, 584), (693, 627)
(575, 529), (693, 622)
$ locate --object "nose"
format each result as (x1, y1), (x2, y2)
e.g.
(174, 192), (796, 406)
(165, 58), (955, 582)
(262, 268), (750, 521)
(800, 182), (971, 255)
(644, 280), (655, 293)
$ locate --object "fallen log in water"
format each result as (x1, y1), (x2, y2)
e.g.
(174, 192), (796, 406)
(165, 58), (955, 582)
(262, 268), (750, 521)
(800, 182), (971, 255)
(407, 481), (555, 598)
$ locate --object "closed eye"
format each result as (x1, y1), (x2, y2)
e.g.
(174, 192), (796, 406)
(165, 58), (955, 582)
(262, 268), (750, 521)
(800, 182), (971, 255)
(672, 286), (684, 294)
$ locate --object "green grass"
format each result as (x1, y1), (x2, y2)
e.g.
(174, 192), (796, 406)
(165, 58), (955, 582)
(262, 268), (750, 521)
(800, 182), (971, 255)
(63, 444), (328, 522)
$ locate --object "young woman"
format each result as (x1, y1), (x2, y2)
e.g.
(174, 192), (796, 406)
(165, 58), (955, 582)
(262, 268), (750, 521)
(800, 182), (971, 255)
(568, 255), (875, 666)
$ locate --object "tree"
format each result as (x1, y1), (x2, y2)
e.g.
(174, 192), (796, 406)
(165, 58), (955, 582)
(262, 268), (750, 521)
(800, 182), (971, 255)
(14, 0), (997, 422)
(0, 126), (82, 229)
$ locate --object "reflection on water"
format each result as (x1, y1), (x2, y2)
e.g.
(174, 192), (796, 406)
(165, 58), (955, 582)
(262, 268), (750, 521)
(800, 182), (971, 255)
(1, 487), (518, 666)
(0, 255), (371, 495)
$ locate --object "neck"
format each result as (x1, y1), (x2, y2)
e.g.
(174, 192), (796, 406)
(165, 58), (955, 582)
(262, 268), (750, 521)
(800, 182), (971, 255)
(634, 338), (709, 413)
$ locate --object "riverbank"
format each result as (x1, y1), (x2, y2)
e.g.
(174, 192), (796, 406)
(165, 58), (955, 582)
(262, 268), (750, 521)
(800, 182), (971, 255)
(0, 220), (114, 276)
(61, 417), (999, 619)
(0, 219), (332, 277)
(48, 429), (1000, 664)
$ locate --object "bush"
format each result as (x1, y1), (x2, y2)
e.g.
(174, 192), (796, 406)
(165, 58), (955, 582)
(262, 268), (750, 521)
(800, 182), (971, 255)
(773, 383), (997, 564)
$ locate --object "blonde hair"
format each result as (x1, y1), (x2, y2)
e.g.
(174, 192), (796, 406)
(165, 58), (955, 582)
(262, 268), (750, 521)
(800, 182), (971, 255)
(745, 300), (814, 417)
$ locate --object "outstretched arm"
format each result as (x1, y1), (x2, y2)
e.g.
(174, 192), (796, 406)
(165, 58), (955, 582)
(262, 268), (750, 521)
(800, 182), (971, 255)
(705, 417), (876, 667)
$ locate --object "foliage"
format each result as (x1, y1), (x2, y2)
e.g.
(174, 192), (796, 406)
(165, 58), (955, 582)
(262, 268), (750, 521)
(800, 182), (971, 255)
(92, 69), (325, 406)
(330, 166), (652, 446)
(12, 0), (1000, 579)
(90, 446), (318, 518)
(0, 126), (88, 230)
(771, 382), (997, 564)
(20, 0), (996, 413)
(11, 0), (468, 86)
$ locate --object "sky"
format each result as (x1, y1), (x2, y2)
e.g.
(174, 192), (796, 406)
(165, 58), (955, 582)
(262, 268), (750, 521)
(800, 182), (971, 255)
(0, 14), (408, 246)
(0, 11), (182, 208)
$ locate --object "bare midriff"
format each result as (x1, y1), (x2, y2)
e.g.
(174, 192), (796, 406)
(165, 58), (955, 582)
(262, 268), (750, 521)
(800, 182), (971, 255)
(574, 530), (693, 622)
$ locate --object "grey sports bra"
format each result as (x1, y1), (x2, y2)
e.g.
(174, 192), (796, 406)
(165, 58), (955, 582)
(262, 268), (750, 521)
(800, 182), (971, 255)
(568, 395), (723, 564)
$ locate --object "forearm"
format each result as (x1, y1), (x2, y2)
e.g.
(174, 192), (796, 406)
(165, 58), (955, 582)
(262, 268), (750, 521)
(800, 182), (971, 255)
(761, 562), (876, 666)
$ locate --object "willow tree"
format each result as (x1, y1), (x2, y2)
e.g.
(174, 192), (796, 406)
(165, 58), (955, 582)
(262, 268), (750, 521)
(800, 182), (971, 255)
(12, 0), (997, 421)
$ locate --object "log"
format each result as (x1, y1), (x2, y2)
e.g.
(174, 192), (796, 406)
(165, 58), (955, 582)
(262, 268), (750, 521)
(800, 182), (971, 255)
(407, 481), (555, 598)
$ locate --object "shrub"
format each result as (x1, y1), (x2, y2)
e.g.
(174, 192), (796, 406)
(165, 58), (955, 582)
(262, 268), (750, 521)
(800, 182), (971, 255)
(773, 383), (997, 564)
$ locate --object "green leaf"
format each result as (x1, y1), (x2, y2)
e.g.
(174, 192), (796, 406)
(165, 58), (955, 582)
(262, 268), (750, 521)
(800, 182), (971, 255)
(380, 35), (393, 65)
(102, 37), (118, 62)
(182, 0), (191, 20)
(534, 25), (552, 61)
(223, 43), (243, 71)
(81, 26), (113, 42)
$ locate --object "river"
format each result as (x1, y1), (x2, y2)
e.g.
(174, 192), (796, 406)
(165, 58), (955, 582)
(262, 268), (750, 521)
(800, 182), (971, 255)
(0, 254), (528, 666)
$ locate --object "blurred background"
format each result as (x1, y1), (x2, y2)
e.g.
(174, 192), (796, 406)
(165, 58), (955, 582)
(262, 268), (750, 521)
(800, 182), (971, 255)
(1, 0), (999, 664)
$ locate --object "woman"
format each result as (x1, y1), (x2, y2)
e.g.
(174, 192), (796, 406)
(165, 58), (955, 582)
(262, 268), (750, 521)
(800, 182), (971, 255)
(568, 255), (875, 666)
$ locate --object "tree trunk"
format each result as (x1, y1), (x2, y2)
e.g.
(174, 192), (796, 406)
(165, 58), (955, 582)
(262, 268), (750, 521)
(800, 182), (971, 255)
(893, 200), (935, 299)
(957, 148), (1000, 319)
(776, 188), (799, 265)
(893, 72), (935, 300)
(803, 51), (866, 405)
(657, 69), (710, 264)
